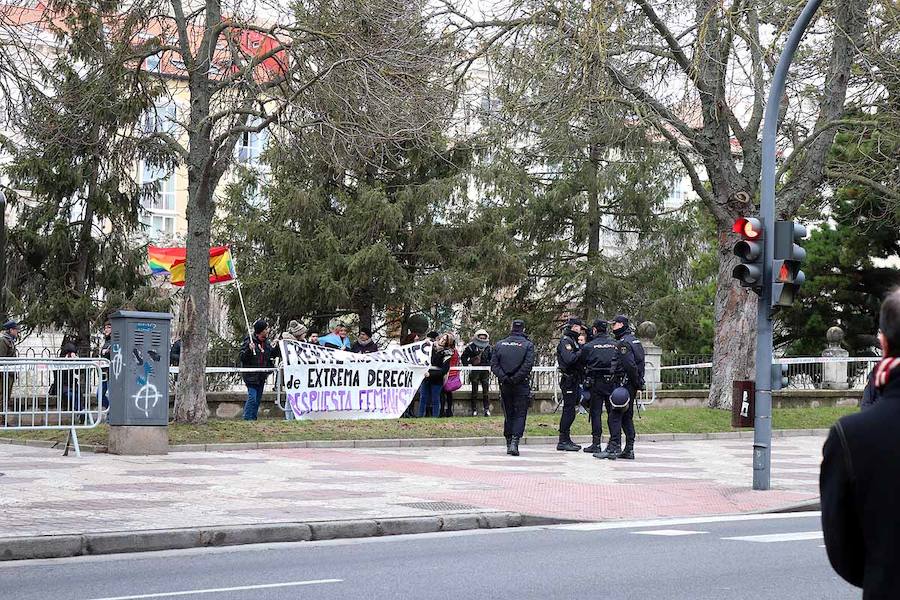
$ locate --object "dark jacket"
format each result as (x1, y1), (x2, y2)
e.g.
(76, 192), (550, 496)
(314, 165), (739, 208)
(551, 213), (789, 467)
(350, 339), (380, 354)
(820, 370), (900, 598)
(581, 334), (639, 389)
(170, 339), (182, 367)
(239, 335), (280, 386)
(427, 346), (453, 385)
(615, 329), (645, 389)
(0, 332), (16, 358)
(461, 341), (492, 367)
(556, 329), (582, 378)
(490, 332), (535, 385)
(860, 368), (879, 410)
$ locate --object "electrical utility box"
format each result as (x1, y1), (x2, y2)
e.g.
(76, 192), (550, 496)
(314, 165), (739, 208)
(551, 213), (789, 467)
(107, 311), (172, 426)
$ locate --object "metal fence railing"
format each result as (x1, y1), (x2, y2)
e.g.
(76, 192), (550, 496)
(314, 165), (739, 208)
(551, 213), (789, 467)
(0, 358), (109, 456)
(659, 356), (879, 391)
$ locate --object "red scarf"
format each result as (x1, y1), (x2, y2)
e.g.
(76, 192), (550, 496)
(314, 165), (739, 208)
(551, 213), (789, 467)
(874, 357), (900, 390)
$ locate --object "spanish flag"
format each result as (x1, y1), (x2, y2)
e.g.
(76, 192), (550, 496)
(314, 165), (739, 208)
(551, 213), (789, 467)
(149, 246), (237, 286)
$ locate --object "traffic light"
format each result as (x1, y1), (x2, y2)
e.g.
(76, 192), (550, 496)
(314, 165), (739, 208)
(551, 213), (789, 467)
(771, 363), (789, 391)
(732, 217), (764, 291)
(771, 221), (807, 307)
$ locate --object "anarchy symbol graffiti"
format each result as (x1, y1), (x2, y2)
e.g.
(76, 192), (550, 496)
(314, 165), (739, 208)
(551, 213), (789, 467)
(133, 383), (160, 418)
(111, 344), (123, 380)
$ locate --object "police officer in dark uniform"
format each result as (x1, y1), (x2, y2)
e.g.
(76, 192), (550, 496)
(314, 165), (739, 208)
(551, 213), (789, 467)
(556, 317), (585, 451)
(580, 320), (622, 454)
(491, 319), (535, 457)
(598, 315), (645, 460)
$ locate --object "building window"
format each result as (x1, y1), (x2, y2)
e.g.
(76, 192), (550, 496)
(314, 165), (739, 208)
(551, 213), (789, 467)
(237, 127), (266, 164)
(140, 163), (176, 212)
(142, 101), (177, 134)
(142, 214), (175, 237)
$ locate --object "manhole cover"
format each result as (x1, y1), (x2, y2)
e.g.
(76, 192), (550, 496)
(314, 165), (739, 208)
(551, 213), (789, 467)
(395, 501), (478, 511)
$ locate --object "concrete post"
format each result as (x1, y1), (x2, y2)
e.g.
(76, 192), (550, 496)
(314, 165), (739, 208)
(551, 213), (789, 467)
(637, 321), (662, 391)
(822, 326), (849, 390)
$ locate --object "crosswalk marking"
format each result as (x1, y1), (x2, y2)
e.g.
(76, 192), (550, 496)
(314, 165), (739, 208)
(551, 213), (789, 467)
(633, 529), (707, 537)
(723, 531), (823, 543)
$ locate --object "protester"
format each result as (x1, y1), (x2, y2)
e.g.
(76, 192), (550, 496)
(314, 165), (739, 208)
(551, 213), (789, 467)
(99, 321), (112, 410)
(441, 334), (460, 417)
(350, 327), (379, 354)
(58, 339), (83, 421)
(418, 333), (453, 418)
(281, 320), (308, 342)
(308, 332), (319, 345)
(239, 319), (280, 421)
(169, 338), (181, 367)
(319, 323), (351, 350)
(821, 287), (900, 597)
(462, 329), (492, 416)
(0, 320), (17, 358)
(0, 321), (18, 421)
(491, 319), (535, 456)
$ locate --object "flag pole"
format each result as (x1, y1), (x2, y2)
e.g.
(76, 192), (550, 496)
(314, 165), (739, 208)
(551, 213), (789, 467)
(229, 252), (256, 356)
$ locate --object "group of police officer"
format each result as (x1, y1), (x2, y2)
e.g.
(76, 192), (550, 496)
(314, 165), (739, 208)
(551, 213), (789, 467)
(556, 315), (646, 460)
(489, 315), (645, 460)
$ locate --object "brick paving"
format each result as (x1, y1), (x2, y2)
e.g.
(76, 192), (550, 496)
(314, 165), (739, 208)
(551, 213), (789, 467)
(0, 436), (824, 538)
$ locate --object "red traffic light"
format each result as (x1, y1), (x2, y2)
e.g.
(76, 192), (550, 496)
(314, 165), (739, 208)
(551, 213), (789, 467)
(778, 262), (790, 282)
(733, 217), (762, 240)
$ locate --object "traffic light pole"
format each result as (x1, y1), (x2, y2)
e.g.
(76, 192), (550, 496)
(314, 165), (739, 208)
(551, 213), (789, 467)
(754, 0), (822, 491)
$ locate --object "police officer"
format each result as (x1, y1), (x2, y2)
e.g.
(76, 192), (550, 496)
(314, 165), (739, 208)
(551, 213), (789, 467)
(556, 317), (585, 451)
(491, 319), (535, 457)
(580, 320), (621, 454)
(598, 315), (645, 460)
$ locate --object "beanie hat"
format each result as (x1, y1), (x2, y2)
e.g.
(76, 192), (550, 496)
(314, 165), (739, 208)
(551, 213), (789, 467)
(253, 319), (268, 334)
(566, 317), (585, 329)
(511, 319), (525, 334)
(287, 320), (307, 338)
(474, 329), (489, 338)
(359, 327), (372, 337)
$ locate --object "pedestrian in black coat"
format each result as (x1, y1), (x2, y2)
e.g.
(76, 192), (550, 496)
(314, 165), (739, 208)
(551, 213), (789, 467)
(821, 287), (900, 598)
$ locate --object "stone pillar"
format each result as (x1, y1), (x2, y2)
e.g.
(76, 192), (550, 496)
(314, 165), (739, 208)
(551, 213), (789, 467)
(637, 321), (662, 391)
(822, 326), (849, 390)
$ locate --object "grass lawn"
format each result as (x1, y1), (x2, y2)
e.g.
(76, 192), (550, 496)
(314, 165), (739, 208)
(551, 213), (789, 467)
(0, 406), (855, 446)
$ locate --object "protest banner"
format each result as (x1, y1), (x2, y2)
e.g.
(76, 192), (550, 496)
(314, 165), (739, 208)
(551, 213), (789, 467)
(279, 339), (433, 420)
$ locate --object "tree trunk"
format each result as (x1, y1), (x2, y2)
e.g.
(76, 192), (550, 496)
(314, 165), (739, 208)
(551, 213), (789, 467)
(708, 227), (758, 408)
(583, 141), (601, 320)
(72, 166), (98, 356)
(174, 175), (214, 424)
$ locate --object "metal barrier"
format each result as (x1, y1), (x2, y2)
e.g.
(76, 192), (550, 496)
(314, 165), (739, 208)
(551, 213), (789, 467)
(659, 356), (880, 390)
(0, 358), (109, 457)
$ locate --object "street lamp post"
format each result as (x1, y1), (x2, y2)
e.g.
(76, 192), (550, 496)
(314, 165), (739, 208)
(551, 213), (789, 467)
(754, 0), (823, 491)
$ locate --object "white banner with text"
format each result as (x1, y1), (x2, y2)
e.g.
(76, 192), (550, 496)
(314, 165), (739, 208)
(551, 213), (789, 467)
(279, 339), (433, 420)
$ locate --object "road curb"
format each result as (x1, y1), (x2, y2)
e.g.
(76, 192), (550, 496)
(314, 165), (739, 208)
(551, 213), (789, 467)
(0, 512), (525, 562)
(0, 429), (830, 454)
(766, 498), (821, 513)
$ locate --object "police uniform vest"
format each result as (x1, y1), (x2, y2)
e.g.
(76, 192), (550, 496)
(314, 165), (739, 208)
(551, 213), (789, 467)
(582, 336), (624, 388)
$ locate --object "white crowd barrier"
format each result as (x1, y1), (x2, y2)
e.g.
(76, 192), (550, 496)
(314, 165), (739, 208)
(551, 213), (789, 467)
(0, 358), (109, 457)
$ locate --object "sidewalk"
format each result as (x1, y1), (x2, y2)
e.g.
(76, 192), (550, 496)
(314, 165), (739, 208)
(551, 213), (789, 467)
(0, 435), (822, 541)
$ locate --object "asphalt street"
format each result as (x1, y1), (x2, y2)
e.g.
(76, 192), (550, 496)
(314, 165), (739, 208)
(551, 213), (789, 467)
(0, 512), (855, 600)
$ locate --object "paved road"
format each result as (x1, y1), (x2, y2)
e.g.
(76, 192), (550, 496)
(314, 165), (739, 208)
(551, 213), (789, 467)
(0, 512), (854, 600)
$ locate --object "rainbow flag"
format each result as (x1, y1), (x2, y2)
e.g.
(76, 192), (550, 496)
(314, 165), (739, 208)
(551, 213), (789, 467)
(147, 246), (186, 275)
(161, 246), (237, 287)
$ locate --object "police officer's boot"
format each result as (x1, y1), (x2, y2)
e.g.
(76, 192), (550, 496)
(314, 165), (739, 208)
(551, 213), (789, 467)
(508, 436), (520, 456)
(583, 436), (601, 453)
(593, 443), (620, 460)
(618, 442), (635, 460)
(557, 435), (581, 452)
(505, 435), (512, 454)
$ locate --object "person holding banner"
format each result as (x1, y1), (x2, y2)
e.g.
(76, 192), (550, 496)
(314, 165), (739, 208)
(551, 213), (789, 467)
(418, 333), (454, 418)
(239, 319), (280, 420)
(491, 319), (535, 456)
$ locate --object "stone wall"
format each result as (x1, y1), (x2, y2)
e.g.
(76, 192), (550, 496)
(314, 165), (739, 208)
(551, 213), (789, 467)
(167, 388), (862, 420)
